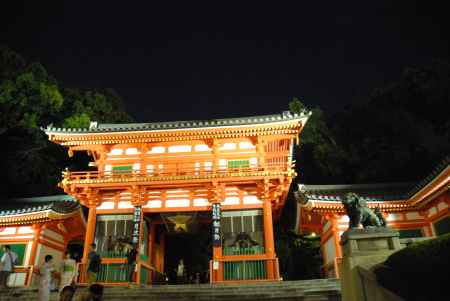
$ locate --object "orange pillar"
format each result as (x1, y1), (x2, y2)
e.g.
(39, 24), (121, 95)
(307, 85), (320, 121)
(331, 216), (342, 258)
(82, 207), (97, 263)
(212, 245), (223, 282)
(159, 232), (165, 273)
(331, 216), (342, 278)
(148, 223), (155, 265)
(263, 199), (276, 280)
(29, 225), (42, 266)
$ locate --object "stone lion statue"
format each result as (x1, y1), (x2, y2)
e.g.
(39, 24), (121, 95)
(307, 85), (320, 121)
(342, 193), (383, 229)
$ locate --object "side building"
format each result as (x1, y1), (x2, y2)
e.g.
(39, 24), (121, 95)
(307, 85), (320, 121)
(0, 195), (85, 286)
(295, 156), (450, 278)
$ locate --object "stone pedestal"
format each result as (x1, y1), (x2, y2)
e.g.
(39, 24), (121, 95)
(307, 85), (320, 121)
(340, 228), (402, 301)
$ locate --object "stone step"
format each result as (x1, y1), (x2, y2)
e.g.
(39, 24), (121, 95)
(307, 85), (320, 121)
(1, 279), (341, 301)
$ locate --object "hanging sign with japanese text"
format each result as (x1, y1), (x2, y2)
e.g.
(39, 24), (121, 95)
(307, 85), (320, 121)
(212, 203), (221, 247)
(132, 206), (142, 245)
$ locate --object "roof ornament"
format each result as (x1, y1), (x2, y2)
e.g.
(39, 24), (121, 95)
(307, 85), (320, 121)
(282, 110), (292, 118)
(89, 121), (98, 130)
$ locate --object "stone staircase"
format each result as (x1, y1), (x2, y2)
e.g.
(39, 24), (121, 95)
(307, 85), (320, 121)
(1, 279), (341, 301)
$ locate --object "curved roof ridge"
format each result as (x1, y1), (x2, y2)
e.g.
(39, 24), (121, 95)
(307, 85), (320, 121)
(301, 182), (413, 191)
(44, 111), (311, 133)
(406, 155), (450, 198)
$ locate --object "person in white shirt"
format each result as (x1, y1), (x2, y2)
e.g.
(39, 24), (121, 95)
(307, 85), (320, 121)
(0, 245), (18, 289)
(38, 254), (55, 301)
(59, 251), (77, 291)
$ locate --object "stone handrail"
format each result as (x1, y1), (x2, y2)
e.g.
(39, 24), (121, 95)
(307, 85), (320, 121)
(357, 265), (404, 301)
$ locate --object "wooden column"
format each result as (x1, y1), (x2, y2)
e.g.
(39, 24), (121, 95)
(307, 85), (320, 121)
(82, 206), (97, 263)
(331, 216), (342, 258)
(211, 182), (224, 282)
(211, 140), (220, 173)
(29, 224), (42, 266)
(419, 210), (435, 237)
(256, 137), (266, 169)
(212, 208), (223, 282)
(263, 197), (276, 279)
(159, 232), (165, 273)
(148, 222), (156, 265)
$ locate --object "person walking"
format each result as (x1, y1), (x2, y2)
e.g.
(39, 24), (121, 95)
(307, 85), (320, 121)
(87, 243), (101, 284)
(126, 245), (138, 285)
(38, 255), (55, 301)
(60, 251), (77, 291)
(0, 245), (18, 289)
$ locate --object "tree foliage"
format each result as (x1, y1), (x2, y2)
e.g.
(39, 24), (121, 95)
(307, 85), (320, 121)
(282, 62), (449, 279)
(289, 60), (450, 184)
(0, 47), (132, 197)
(275, 227), (322, 280)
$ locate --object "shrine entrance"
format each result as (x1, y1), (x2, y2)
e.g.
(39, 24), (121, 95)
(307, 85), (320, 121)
(164, 223), (211, 284)
(149, 212), (212, 284)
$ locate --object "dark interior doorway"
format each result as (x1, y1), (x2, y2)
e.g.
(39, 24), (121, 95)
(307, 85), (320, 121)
(164, 222), (211, 284)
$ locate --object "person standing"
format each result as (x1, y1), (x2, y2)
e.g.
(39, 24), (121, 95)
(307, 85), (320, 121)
(126, 245), (138, 285)
(87, 243), (101, 284)
(60, 251), (77, 291)
(176, 259), (184, 284)
(38, 255), (55, 301)
(0, 245), (18, 289)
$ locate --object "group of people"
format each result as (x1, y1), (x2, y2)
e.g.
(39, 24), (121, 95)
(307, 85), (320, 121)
(0, 244), (105, 301)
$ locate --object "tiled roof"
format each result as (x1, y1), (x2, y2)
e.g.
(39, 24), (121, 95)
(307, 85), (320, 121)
(298, 155), (450, 203)
(43, 111), (310, 134)
(405, 155), (450, 198)
(299, 182), (413, 202)
(0, 195), (80, 217)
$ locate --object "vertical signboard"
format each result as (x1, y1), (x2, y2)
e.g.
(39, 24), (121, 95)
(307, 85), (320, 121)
(212, 203), (221, 247)
(132, 206), (142, 245)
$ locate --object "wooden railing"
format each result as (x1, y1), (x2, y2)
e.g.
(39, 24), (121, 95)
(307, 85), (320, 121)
(77, 259), (158, 286)
(63, 162), (293, 183)
(137, 261), (154, 286)
(8, 266), (34, 287)
(76, 259), (130, 284)
(334, 257), (343, 279)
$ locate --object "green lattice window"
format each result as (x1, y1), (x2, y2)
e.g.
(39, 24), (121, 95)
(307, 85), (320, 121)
(434, 216), (450, 236)
(399, 229), (423, 239)
(0, 243), (26, 266)
(227, 160), (250, 169)
(112, 165), (132, 172)
(223, 260), (267, 280)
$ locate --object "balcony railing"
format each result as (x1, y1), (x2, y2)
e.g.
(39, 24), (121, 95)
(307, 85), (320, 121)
(62, 162), (293, 183)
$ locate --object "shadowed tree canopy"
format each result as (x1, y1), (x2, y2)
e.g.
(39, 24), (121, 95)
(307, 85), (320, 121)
(0, 47), (133, 197)
(290, 60), (450, 184)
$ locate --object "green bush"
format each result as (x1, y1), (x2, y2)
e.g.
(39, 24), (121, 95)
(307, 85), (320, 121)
(374, 233), (450, 301)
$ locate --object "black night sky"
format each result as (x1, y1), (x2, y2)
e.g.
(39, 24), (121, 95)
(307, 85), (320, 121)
(2, 1), (449, 122)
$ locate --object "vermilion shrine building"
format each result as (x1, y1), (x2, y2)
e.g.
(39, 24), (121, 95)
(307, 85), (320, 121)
(1, 111), (448, 287)
(0, 196), (85, 286)
(43, 112), (310, 285)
